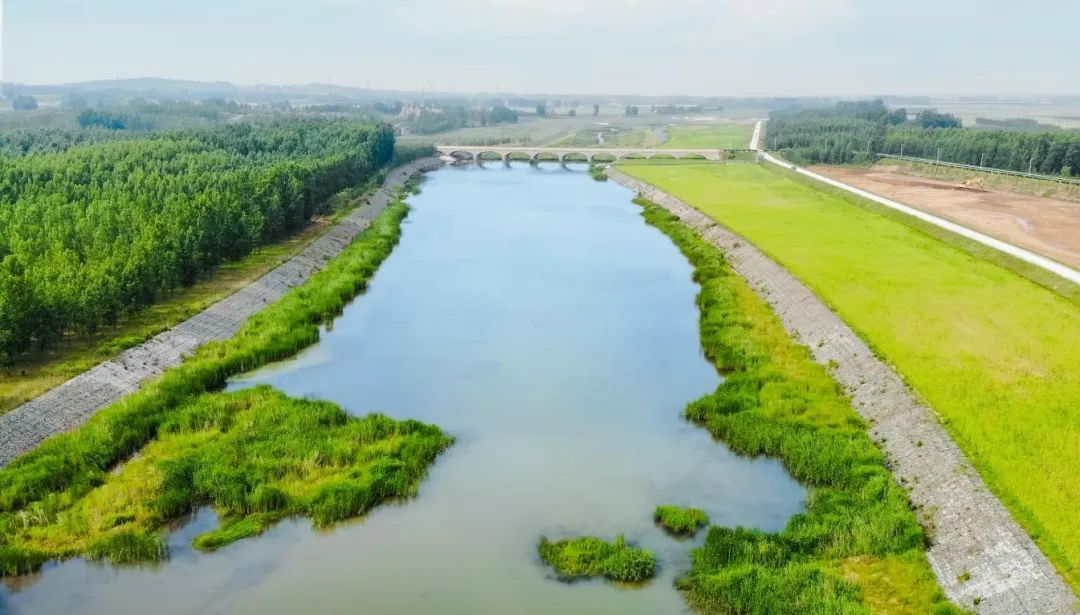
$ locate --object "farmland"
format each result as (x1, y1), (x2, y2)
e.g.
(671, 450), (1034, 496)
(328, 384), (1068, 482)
(620, 161), (1080, 590)
(661, 124), (753, 149)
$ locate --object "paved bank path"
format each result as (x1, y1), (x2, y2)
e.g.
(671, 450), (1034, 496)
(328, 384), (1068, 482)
(752, 121), (1080, 286)
(609, 167), (1077, 614)
(0, 158), (443, 469)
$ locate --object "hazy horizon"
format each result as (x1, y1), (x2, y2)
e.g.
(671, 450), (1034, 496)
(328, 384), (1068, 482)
(5, 0), (1080, 97)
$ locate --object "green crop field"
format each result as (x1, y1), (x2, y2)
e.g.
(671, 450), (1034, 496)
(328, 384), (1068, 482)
(661, 124), (753, 149)
(620, 162), (1080, 590)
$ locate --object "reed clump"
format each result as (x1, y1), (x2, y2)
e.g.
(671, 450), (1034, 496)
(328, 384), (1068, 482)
(538, 534), (657, 583)
(654, 505), (709, 537)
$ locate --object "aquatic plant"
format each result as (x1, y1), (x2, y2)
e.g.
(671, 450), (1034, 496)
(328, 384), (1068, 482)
(637, 198), (963, 614)
(0, 387), (451, 567)
(538, 534), (657, 583)
(654, 505), (709, 536)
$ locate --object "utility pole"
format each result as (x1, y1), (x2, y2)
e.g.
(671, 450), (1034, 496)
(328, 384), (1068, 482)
(981, 152), (987, 168)
(1029, 156), (1035, 175)
(867, 139), (872, 156)
(900, 144), (904, 157)
(936, 148), (942, 162)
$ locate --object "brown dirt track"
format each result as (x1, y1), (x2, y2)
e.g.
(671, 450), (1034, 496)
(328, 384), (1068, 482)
(812, 165), (1080, 270)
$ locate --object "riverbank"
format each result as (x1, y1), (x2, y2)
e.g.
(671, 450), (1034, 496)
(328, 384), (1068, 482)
(0, 157), (443, 468)
(0, 191), (455, 577)
(608, 165), (1077, 614)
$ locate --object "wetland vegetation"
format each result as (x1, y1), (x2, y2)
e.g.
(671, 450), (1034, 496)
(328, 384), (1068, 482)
(538, 535), (658, 583)
(653, 505), (709, 537)
(1, 387), (450, 573)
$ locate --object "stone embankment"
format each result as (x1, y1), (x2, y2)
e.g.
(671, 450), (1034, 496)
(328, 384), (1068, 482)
(608, 167), (1077, 615)
(0, 158), (443, 468)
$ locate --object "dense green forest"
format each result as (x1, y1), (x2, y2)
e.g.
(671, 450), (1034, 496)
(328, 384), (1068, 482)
(767, 100), (1080, 175)
(0, 119), (396, 364)
(407, 105), (518, 135)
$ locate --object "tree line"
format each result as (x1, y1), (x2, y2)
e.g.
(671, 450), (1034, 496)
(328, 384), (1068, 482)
(0, 119), (395, 364)
(766, 99), (1080, 175)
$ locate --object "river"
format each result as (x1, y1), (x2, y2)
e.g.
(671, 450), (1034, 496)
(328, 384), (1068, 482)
(1, 162), (803, 614)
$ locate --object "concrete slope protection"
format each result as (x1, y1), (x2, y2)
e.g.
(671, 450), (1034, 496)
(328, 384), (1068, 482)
(608, 166), (1077, 615)
(0, 158), (443, 468)
(752, 120), (1080, 286)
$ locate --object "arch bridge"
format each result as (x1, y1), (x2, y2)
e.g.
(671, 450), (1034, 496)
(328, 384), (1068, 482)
(436, 145), (729, 163)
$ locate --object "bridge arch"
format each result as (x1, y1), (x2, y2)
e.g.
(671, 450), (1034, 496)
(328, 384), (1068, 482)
(532, 152), (561, 163)
(447, 150), (476, 161)
(589, 153), (617, 163)
(560, 152), (589, 163)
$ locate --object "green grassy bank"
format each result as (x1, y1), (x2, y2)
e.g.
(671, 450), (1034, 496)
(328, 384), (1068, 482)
(661, 125), (753, 150)
(0, 198), (451, 575)
(638, 198), (961, 614)
(624, 161), (1080, 593)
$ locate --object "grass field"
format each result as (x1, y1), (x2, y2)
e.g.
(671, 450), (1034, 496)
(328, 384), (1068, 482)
(661, 124), (753, 149)
(621, 162), (1080, 591)
(553, 126), (661, 148)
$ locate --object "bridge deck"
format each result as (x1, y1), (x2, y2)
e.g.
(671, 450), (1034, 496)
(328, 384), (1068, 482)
(436, 145), (735, 161)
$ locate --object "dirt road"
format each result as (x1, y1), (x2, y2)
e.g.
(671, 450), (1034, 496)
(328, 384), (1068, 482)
(813, 165), (1080, 269)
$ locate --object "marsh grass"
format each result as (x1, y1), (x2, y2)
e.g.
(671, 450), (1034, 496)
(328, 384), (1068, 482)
(538, 535), (657, 583)
(0, 387), (451, 567)
(638, 199), (962, 614)
(0, 199), (441, 575)
(654, 505), (709, 537)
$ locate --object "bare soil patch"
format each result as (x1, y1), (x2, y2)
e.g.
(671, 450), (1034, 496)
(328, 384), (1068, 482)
(812, 165), (1080, 269)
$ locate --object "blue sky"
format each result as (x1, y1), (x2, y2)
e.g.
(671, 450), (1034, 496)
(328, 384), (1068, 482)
(4, 0), (1079, 95)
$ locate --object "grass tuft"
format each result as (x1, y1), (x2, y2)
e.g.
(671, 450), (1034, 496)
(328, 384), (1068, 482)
(654, 505), (709, 536)
(538, 535), (657, 583)
(86, 529), (167, 565)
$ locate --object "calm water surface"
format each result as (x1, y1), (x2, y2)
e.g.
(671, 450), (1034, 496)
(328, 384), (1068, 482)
(1, 163), (804, 614)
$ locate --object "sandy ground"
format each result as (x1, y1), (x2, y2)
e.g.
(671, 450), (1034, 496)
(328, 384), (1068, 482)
(812, 165), (1080, 270)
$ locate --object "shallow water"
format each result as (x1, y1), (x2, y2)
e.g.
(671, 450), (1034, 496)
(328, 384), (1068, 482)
(1, 163), (804, 614)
